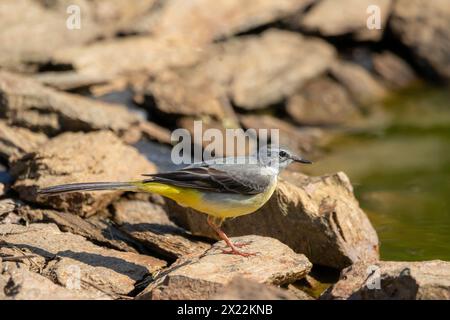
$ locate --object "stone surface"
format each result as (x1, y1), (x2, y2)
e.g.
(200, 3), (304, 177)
(390, 0), (450, 81)
(0, 223), (166, 297)
(372, 52), (418, 89)
(0, 71), (141, 136)
(330, 61), (387, 105)
(146, 29), (335, 117)
(0, 0), (158, 72)
(0, 120), (48, 163)
(286, 77), (360, 126)
(167, 172), (379, 269)
(113, 198), (210, 260)
(151, 0), (316, 45)
(138, 235), (312, 300)
(11, 131), (155, 217)
(211, 276), (298, 300)
(239, 114), (324, 157)
(321, 260), (450, 300)
(0, 266), (109, 300)
(299, 0), (391, 41)
(18, 206), (141, 253)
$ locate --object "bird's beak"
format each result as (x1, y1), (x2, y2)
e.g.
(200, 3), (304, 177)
(292, 156), (313, 164)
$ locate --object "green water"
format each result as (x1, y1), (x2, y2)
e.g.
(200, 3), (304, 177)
(303, 86), (450, 261)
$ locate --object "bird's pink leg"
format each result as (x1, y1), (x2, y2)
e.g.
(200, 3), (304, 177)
(206, 216), (256, 257)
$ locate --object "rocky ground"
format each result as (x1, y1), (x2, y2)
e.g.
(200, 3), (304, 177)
(1, 0), (449, 300)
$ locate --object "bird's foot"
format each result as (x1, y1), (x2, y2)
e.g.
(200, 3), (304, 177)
(221, 248), (257, 257)
(232, 241), (252, 248)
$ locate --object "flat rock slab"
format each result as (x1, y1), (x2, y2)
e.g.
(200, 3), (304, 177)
(322, 260), (450, 300)
(0, 120), (47, 163)
(138, 235), (312, 300)
(0, 71), (140, 136)
(0, 266), (110, 300)
(113, 199), (211, 261)
(18, 206), (142, 254)
(167, 172), (379, 270)
(152, 0), (316, 45)
(211, 276), (298, 300)
(299, 0), (391, 41)
(11, 131), (155, 217)
(0, 0), (158, 72)
(0, 223), (166, 297)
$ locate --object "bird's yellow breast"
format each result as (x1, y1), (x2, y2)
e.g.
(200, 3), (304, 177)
(134, 179), (278, 219)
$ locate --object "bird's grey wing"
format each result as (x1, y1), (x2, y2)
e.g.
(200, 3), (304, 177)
(142, 162), (273, 195)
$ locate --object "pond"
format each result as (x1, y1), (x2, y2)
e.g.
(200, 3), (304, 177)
(302, 86), (450, 261)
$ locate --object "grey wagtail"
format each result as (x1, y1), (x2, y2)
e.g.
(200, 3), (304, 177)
(38, 147), (312, 256)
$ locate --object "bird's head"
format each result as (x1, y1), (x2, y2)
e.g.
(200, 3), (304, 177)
(258, 146), (312, 172)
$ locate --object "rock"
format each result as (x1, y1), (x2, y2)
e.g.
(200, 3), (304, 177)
(0, 198), (21, 216)
(146, 30), (335, 116)
(0, 183), (4, 197)
(390, 0), (450, 81)
(0, 223), (166, 297)
(167, 172), (379, 269)
(321, 260), (450, 300)
(372, 52), (418, 89)
(48, 36), (200, 87)
(330, 61), (387, 105)
(18, 206), (142, 253)
(139, 121), (173, 145)
(239, 114), (324, 157)
(0, 71), (141, 136)
(0, 0), (158, 72)
(211, 276), (298, 300)
(113, 198), (210, 260)
(0, 199), (23, 225)
(0, 267), (109, 300)
(286, 77), (361, 126)
(0, 120), (48, 163)
(137, 235), (312, 299)
(176, 117), (255, 158)
(11, 131), (155, 217)
(299, 0), (391, 41)
(151, 0), (316, 45)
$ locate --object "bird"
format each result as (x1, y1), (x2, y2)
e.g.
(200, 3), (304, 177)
(38, 147), (312, 257)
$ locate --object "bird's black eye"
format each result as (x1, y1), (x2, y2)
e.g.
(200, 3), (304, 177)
(279, 150), (287, 158)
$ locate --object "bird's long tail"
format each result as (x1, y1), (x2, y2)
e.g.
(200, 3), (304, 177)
(38, 181), (138, 195)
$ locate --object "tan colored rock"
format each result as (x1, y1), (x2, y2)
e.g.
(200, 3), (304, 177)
(139, 121), (173, 145)
(152, 0), (316, 45)
(0, 71), (141, 136)
(211, 276), (298, 300)
(299, 0), (391, 41)
(286, 77), (360, 126)
(146, 30), (335, 117)
(239, 114), (323, 157)
(0, 223), (166, 297)
(18, 206), (140, 253)
(322, 260), (450, 300)
(390, 0), (450, 81)
(0, 267), (110, 300)
(49, 36), (200, 85)
(11, 131), (155, 217)
(167, 172), (379, 269)
(0, 0), (158, 71)
(113, 198), (210, 260)
(0, 120), (48, 162)
(0, 198), (21, 216)
(372, 52), (418, 89)
(138, 235), (312, 300)
(330, 61), (387, 105)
